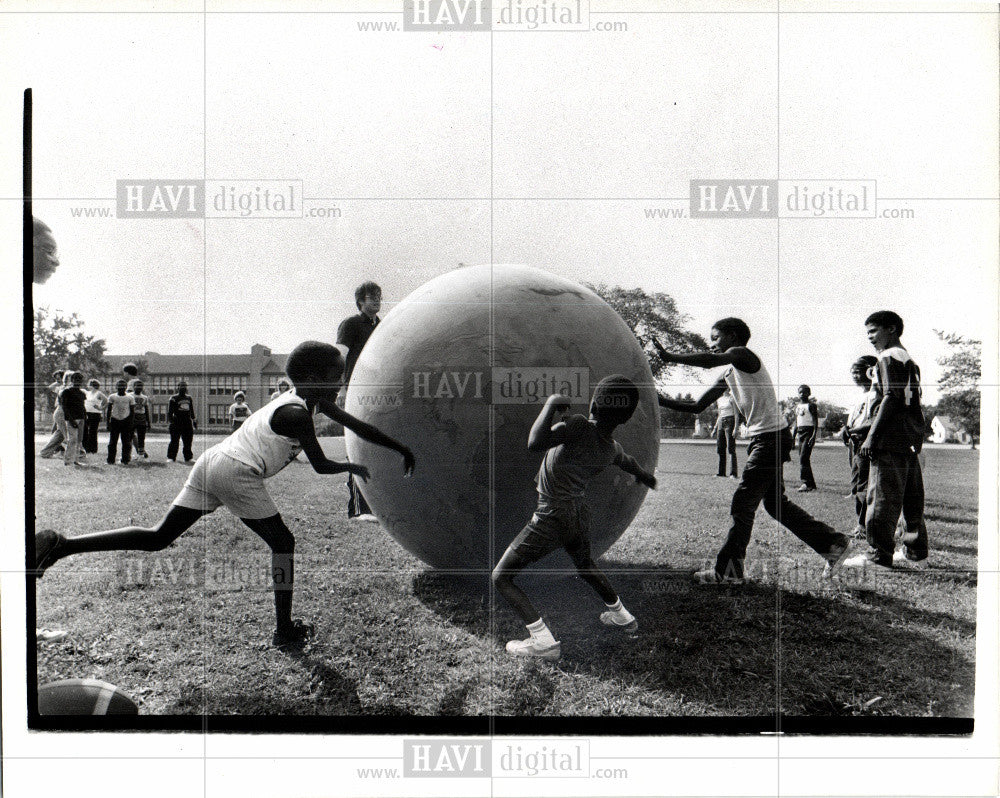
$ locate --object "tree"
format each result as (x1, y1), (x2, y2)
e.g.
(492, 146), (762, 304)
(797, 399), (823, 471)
(588, 284), (709, 379)
(935, 331), (981, 447)
(34, 306), (110, 411)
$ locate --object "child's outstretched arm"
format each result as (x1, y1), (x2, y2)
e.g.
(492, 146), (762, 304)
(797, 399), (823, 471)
(314, 399), (415, 475)
(651, 337), (758, 372)
(527, 394), (576, 452)
(658, 377), (727, 415)
(271, 403), (371, 479)
(614, 447), (657, 489)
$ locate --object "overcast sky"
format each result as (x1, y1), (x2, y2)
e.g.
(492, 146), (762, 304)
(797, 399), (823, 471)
(6, 5), (998, 407)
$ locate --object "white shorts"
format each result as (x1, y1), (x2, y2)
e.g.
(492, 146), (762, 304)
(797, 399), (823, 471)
(173, 446), (278, 520)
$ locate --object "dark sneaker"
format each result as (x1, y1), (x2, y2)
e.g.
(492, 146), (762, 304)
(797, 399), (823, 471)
(272, 619), (314, 649)
(35, 529), (66, 577)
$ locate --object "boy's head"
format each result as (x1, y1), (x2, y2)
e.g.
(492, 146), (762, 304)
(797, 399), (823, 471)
(797, 384), (811, 400)
(52, 369), (64, 382)
(590, 375), (640, 427)
(176, 381), (188, 394)
(122, 362), (139, 378)
(234, 391), (246, 402)
(68, 371), (83, 386)
(116, 379), (127, 393)
(277, 378), (290, 392)
(285, 341), (345, 400)
(88, 379), (101, 390)
(132, 379), (144, 393)
(355, 281), (382, 315)
(864, 310), (904, 352)
(710, 317), (751, 350)
(851, 355), (877, 388)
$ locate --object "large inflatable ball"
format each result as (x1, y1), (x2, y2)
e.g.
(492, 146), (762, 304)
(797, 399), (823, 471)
(345, 265), (659, 570)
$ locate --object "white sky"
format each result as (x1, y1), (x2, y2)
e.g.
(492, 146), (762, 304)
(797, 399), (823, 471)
(5, 4), (998, 408)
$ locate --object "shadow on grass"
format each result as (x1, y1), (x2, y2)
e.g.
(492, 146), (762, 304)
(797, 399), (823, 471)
(412, 564), (975, 717)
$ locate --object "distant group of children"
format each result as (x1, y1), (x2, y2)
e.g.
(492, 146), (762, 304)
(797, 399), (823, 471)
(35, 309), (928, 661)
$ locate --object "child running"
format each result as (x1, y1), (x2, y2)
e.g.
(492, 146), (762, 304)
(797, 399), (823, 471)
(651, 319), (849, 583)
(34, 341), (416, 648)
(492, 376), (657, 661)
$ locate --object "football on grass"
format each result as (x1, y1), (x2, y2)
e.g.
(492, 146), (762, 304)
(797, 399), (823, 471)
(38, 679), (139, 715)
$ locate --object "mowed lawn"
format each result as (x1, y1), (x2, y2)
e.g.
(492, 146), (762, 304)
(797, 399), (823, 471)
(33, 435), (978, 718)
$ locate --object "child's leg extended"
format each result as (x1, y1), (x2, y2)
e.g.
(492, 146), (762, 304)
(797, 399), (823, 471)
(240, 514), (300, 636)
(35, 505), (206, 574)
(492, 545), (543, 625)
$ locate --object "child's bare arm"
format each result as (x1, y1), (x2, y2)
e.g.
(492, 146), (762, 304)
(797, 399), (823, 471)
(658, 377), (727, 415)
(271, 404), (370, 479)
(527, 395), (577, 452)
(314, 398), (415, 475)
(651, 338), (759, 372)
(615, 449), (657, 489)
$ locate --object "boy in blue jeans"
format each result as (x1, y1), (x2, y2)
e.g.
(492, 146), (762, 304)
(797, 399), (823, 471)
(843, 311), (928, 570)
(492, 376), (657, 661)
(652, 319), (849, 583)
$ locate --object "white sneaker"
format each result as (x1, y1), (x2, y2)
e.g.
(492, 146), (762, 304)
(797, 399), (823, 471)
(505, 637), (561, 661)
(353, 514), (379, 523)
(600, 612), (638, 633)
(892, 550), (928, 570)
(693, 568), (744, 585)
(822, 535), (852, 579)
(842, 553), (894, 570)
(36, 628), (68, 644)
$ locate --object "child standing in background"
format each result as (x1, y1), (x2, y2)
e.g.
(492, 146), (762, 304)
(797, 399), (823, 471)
(229, 391), (252, 431)
(83, 379), (107, 455)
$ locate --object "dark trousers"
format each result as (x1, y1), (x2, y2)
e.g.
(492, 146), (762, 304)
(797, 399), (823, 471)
(84, 412), (102, 453)
(716, 416), (738, 476)
(865, 450), (927, 563)
(716, 428), (841, 579)
(847, 440), (870, 531)
(167, 421), (194, 461)
(347, 471), (372, 517)
(133, 423), (148, 454)
(796, 428), (816, 488)
(107, 417), (134, 463)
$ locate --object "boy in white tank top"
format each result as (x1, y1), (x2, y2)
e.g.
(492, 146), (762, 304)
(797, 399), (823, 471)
(791, 384), (819, 491)
(651, 318), (849, 583)
(34, 341), (416, 649)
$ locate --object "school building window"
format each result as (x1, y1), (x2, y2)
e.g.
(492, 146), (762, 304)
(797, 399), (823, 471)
(209, 375), (249, 396)
(208, 404), (229, 425)
(151, 404), (169, 424)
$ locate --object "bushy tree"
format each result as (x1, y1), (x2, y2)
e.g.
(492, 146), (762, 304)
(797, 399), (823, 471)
(34, 307), (109, 410)
(935, 331), (980, 447)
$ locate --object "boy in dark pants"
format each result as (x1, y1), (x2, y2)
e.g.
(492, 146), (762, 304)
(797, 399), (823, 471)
(844, 311), (928, 570)
(130, 379), (151, 458)
(492, 376), (657, 661)
(841, 356), (878, 538)
(60, 372), (88, 466)
(167, 381), (197, 463)
(711, 388), (739, 478)
(35, 341), (416, 648)
(791, 384), (819, 492)
(652, 319), (849, 583)
(106, 379), (135, 465)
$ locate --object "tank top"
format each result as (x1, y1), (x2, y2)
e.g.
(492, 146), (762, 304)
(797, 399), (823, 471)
(795, 401), (815, 429)
(218, 390), (308, 478)
(722, 358), (786, 436)
(717, 393), (735, 419)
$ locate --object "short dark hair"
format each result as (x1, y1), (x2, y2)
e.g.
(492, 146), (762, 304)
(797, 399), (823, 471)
(590, 375), (640, 426)
(355, 281), (382, 310)
(70, 371), (84, 382)
(712, 317), (751, 346)
(116, 379), (128, 388)
(864, 310), (904, 336)
(176, 380), (187, 390)
(122, 362), (139, 377)
(52, 369), (64, 380)
(798, 384), (810, 395)
(88, 379), (101, 389)
(851, 355), (877, 372)
(285, 341), (344, 386)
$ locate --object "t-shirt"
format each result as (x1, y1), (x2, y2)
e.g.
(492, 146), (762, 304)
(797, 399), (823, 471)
(229, 402), (252, 421)
(84, 389), (107, 414)
(107, 392), (136, 421)
(870, 346), (924, 453)
(717, 393), (735, 419)
(795, 401), (816, 430)
(720, 353), (786, 436)
(169, 394), (196, 423)
(846, 388), (878, 435)
(131, 393), (150, 424)
(59, 386), (87, 422)
(219, 390), (308, 478)
(336, 312), (380, 384)
(536, 414), (637, 502)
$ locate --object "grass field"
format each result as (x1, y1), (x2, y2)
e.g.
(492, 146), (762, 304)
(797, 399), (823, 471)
(33, 435), (978, 718)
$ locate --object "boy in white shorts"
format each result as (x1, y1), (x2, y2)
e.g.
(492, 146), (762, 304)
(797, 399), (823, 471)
(34, 341), (416, 648)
